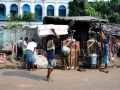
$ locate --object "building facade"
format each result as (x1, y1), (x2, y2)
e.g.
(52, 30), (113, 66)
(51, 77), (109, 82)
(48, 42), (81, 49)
(0, 0), (70, 21)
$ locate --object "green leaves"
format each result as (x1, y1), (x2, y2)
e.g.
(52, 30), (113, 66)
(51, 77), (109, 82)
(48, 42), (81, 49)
(6, 24), (23, 29)
(68, 0), (98, 16)
(7, 12), (37, 22)
(68, 0), (120, 24)
(22, 12), (36, 21)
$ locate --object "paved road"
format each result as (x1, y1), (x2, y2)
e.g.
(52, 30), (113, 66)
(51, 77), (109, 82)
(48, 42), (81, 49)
(0, 68), (120, 90)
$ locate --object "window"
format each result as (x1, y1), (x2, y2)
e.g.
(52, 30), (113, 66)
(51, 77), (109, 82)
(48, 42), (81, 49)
(0, 8), (4, 16)
(59, 5), (66, 16)
(35, 4), (42, 20)
(10, 4), (18, 16)
(22, 4), (30, 15)
(47, 5), (54, 16)
(0, 4), (6, 19)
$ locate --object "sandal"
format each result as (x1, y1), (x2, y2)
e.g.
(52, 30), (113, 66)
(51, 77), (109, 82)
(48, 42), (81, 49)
(45, 76), (52, 80)
(105, 71), (109, 73)
(31, 69), (36, 71)
(46, 79), (54, 82)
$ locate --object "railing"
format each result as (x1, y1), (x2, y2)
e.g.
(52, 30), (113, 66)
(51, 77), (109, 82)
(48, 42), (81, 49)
(36, 49), (47, 57)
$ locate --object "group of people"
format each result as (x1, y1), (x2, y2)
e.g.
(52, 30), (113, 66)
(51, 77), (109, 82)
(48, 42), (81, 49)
(16, 28), (59, 82)
(45, 28), (110, 82)
(17, 37), (28, 61)
(17, 37), (37, 71)
(61, 38), (110, 71)
(16, 28), (110, 82)
(79, 39), (110, 70)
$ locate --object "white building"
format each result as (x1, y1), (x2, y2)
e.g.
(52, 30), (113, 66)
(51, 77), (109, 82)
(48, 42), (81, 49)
(0, 0), (71, 26)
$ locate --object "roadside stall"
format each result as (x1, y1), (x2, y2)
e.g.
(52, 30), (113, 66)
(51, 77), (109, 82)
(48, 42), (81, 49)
(43, 16), (120, 69)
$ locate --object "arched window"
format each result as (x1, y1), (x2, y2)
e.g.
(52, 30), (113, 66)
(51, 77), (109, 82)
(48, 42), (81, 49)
(35, 4), (42, 20)
(59, 5), (66, 16)
(22, 4), (30, 15)
(47, 5), (54, 16)
(0, 4), (6, 19)
(10, 4), (18, 16)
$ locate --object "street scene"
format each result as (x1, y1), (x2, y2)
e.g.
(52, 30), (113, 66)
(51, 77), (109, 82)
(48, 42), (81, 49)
(0, 0), (120, 90)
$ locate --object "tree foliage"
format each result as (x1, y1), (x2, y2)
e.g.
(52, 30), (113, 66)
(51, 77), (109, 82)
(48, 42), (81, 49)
(22, 12), (37, 22)
(7, 12), (37, 22)
(68, 0), (120, 24)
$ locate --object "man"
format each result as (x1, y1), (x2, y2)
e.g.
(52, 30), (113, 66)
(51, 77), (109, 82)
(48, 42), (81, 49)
(61, 46), (70, 70)
(89, 50), (98, 69)
(26, 38), (37, 71)
(22, 37), (28, 62)
(17, 38), (23, 60)
(46, 28), (59, 82)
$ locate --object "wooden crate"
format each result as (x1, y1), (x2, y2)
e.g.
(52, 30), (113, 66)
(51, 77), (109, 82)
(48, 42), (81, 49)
(61, 40), (80, 68)
(87, 42), (102, 55)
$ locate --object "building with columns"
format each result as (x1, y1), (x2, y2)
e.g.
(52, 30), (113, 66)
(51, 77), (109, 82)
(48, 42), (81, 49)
(0, 0), (71, 21)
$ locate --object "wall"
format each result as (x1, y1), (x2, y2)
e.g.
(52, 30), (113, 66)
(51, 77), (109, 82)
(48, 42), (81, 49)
(0, 0), (70, 20)
(0, 27), (42, 49)
(0, 21), (43, 27)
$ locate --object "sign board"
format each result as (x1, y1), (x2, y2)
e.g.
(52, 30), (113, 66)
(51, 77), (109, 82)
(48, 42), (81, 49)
(37, 25), (68, 37)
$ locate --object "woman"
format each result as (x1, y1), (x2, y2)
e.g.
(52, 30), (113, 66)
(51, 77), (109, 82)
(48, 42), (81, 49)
(102, 39), (110, 69)
(26, 38), (37, 71)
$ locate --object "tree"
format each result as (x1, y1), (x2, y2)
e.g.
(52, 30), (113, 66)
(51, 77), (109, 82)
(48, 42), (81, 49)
(22, 12), (36, 22)
(68, 0), (98, 16)
(85, 3), (99, 17)
(22, 12), (37, 26)
(108, 13), (120, 24)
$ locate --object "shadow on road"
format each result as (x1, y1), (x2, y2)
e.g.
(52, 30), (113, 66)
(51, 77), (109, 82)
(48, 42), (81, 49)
(2, 70), (45, 81)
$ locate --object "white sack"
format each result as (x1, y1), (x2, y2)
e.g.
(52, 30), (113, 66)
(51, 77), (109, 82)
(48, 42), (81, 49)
(34, 55), (48, 69)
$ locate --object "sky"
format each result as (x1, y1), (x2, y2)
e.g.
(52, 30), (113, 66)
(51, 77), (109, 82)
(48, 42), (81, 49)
(88, 0), (108, 1)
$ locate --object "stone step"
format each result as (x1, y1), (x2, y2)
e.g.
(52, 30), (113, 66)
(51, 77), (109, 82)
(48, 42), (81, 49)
(5, 60), (16, 69)
(0, 63), (6, 69)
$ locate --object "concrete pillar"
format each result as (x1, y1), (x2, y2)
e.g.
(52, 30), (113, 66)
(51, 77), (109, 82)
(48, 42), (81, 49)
(5, 2), (10, 17)
(20, 6), (22, 16)
(31, 2), (35, 13)
(43, 1), (46, 19)
(18, 1), (22, 16)
(66, 5), (69, 16)
(55, 3), (58, 16)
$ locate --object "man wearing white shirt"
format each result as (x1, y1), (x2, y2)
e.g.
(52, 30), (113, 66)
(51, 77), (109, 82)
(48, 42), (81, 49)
(26, 38), (37, 71)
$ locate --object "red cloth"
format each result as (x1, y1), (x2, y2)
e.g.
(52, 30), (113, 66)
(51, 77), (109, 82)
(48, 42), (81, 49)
(116, 38), (120, 48)
(0, 53), (6, 61)
(110, 37), (120, 58)
(110, 36), (114, 58)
